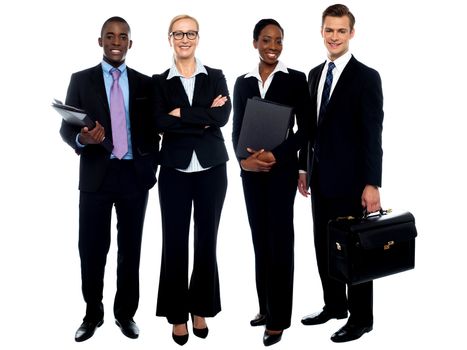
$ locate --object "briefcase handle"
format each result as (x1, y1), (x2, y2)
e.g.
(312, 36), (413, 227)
(362, 208), (392, 219)
(335, 208), (392, 221)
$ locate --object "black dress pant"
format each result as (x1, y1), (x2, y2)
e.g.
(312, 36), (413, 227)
(156, 164), (227, 324)
(79, 159), (149, 322)
(311, 191), (373, 326)
(241, 165), (297, 330)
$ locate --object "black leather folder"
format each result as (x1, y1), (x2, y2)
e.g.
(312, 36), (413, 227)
(236, 97), (293, 158)
(53, 99), (113, 152)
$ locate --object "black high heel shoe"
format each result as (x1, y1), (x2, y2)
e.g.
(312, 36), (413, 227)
(172, 323), (189, 346)
(191, 314), (209, 339)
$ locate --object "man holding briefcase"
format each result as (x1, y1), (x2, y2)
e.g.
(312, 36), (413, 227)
(297, 4), (384, 343)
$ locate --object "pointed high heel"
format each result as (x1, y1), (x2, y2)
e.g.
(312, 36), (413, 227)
(191, 314), (209, 339)
(172, 323), (189, 346)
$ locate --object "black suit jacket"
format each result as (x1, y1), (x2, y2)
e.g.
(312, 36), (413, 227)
(152, 66), (231, 169)
(60, 64), (159, 192)
(232, 69), (313, 170)
(307, 56), (383, 198)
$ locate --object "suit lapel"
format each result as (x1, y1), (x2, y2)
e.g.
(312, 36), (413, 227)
(192, 72), (206, 106)
(310, 63), (325, 127)
(245, 75), (261, 97)
(265, 71), (292, 101)
(127, 67), (137, 128)
(310, 63), (325, 99)
(88, 65), (113, 139)
(327, 56), (357, 108)
(90, 64), (110, 114)
(319, 57), (358, 125)
(168, 73), (191, 106)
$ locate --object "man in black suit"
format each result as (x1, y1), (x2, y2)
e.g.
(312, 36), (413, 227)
(297, 4), (384, 343)
(59, 16), (158, 342)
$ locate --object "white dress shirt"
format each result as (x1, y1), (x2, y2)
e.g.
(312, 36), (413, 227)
(245, 60), (289, 98)
(316, 51), (353, 120)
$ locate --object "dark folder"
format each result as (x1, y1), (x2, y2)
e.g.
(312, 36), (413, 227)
(53, 99), (113, 152)
(236, 97), (293, 158)
(52, 100), (95, 128)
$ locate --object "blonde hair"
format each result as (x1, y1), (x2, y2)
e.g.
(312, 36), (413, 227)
(168, 14), (199, 35)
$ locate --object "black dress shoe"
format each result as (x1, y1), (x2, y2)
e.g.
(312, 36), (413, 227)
(115, 319), (139, 339)
(172, 324), (189, 346)
(263, 329), (283, 347)
(250, 313), (267, 327)
(75, 320), (103, 342)
(331, 323), (373, 343)
(301, 309), (347, 325)
(191, 314), (209, 338)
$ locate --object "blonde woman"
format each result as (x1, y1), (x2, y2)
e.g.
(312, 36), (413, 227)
(152, 14), (231, 346)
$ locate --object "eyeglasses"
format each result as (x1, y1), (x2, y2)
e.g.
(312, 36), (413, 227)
(170, 31), (198, 40)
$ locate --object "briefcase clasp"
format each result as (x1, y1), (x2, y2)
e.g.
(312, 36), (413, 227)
(336, 216), (356, 221)
(384, 240), (395, 250)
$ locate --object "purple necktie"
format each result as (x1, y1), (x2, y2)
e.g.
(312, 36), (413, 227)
(110, 68), (128, 159)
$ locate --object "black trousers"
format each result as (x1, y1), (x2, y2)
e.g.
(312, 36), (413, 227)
(241, 166), (297, 330)
(156, 164), (227, 324)
(311, 191), (373, 326)
(79, 159), (149, 322)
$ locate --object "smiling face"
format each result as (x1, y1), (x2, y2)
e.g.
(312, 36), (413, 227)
(254, 24), (283, 66)
(169, 17), (199, 61)
(98, 20), (132, 67)
(321, 15), (354, 61)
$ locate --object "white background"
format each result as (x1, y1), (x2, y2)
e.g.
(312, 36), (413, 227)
(1, 0), (466, 349)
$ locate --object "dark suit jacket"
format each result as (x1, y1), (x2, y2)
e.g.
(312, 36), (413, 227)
(60, 64), (159, 192)
(152, 66), (231, 169)
(232, 69), (313, 170)
(308, 56), (383, 198)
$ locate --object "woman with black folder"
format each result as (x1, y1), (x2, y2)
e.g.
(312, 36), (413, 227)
(231, 18), (314, 347)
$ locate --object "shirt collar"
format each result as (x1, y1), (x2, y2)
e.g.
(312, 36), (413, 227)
(244, 60), (289, 80)
(101, 60), (127, 76)
(326, 51), (352, 72)
(167, 58), (208, 79)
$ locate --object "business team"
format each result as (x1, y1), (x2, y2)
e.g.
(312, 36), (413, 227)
(60, 3), (383, 347)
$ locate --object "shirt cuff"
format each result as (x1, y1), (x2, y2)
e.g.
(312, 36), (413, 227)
(75, 134), (86, 148)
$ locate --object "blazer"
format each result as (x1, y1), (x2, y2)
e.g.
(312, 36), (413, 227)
(307, 55), (384, 198)
(60, 64), (159, 192)
(152, 65), (231, 169)
(232, 68), (313, 170)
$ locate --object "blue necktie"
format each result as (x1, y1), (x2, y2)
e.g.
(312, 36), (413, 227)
(110, 68), (128, 159)
(319, 62), (335, 121)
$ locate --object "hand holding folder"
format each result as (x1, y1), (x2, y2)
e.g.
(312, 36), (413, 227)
(52, 99), (95, 128)
(53, 99), (113, 152)
(236, 97), (293, 158)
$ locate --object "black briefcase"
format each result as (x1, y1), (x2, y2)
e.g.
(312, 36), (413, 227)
(328, 210), (417, 285)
